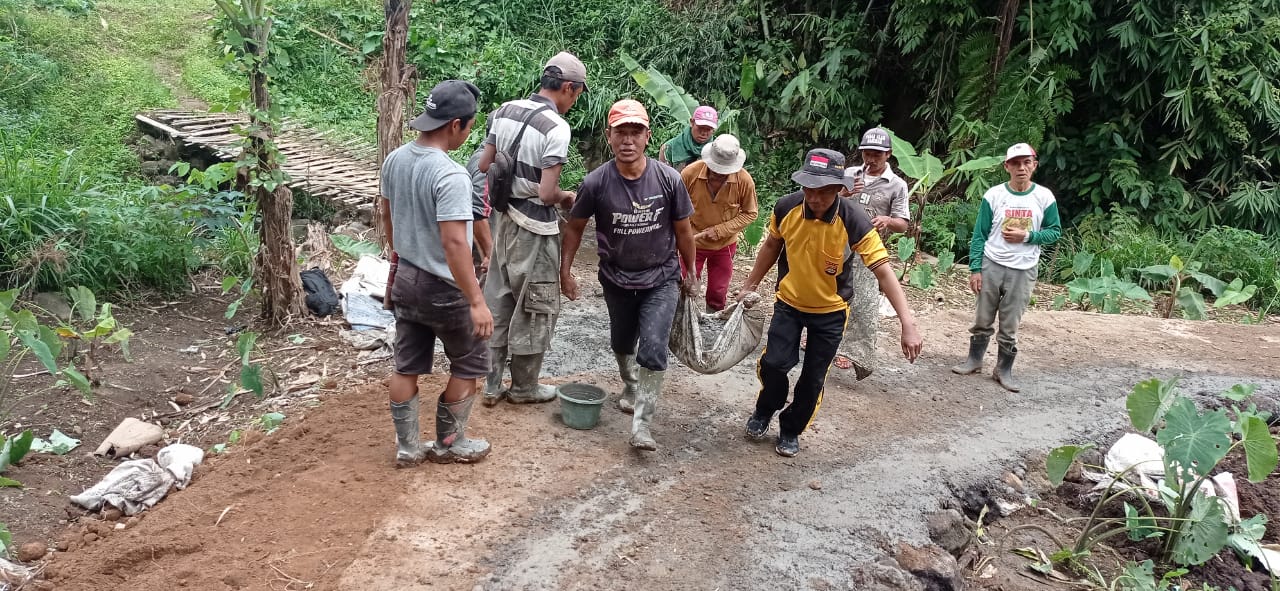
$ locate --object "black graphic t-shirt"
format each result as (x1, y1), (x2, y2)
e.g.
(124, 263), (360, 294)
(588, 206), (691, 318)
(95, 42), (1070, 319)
(571, 158), (694, 290)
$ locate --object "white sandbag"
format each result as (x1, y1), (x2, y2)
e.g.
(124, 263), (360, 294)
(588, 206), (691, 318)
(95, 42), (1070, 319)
(669, 293), (764, 374)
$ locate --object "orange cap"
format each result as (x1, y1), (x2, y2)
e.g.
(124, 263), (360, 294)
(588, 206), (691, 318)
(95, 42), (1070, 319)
(607, 99), (650, 128)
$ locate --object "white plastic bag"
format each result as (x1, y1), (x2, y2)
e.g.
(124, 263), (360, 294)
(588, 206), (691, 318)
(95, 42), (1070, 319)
(669, 293), (764, 374)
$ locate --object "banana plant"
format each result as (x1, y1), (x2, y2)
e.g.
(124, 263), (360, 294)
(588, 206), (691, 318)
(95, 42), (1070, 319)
(882, 128), (1004, 262)
(1139, 255), (1255, 320)
(619, 53), (698, 126)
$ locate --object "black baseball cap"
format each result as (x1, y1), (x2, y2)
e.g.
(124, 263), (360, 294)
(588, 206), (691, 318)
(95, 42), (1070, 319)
(791, 148), (856, 190)
(409, 80), (481, 132)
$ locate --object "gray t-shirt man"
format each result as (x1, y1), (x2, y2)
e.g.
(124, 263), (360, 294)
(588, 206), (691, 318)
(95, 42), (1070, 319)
(570, 158), (694, 290)
(382, 142), (473, 284)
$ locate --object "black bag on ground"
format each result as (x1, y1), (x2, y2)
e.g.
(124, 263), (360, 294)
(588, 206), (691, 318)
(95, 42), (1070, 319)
(488, 104), (552, 213)
(300, 268), (340, 317)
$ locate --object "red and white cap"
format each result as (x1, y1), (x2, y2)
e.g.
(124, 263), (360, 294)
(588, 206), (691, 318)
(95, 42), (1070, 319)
(1005, 143), (1037, 161)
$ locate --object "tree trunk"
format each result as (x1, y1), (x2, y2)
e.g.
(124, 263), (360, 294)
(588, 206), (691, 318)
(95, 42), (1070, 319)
(248, 22), (303, 325)
(374, 0), (416, 249)
(993, 0), (1021, 76)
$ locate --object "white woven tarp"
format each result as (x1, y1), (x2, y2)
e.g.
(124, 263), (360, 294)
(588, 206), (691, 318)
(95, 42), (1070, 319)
(669, 293), (764, 374)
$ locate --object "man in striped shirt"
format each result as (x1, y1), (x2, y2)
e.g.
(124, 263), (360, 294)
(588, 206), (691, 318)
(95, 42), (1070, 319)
(479, 52), (585, 406)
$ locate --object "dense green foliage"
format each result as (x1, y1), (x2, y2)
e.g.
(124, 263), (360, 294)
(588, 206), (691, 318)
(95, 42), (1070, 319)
(0, 0), (240, 294)
(4, 0), (1278, 306)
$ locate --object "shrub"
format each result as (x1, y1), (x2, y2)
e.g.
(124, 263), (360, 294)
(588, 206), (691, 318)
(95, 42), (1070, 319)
(0, 133), (197, 294)
(920, 198), (977, 264)
(1191, 226), (1280, 308)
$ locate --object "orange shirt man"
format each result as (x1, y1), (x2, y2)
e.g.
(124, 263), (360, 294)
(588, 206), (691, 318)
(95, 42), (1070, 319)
(680, 134), (758, 311)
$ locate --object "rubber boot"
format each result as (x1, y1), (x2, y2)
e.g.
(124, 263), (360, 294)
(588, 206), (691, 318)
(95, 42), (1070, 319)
(390, 396), (427, 467)
(993, 344), (1021, 392)
(483, 346), (508, 407)
(506, 353), (556, 403)
(615, 352), (639, 414)
(426, 393), (491, 463)
(951, 335), (990, 375)
(630, 368), (664, 451)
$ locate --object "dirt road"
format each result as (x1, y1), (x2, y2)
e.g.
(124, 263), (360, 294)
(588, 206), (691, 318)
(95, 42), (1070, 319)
(39, 265), (1280, 590)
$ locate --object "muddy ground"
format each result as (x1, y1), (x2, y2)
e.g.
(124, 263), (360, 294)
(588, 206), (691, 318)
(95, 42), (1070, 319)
(8, 244), (1280, 590)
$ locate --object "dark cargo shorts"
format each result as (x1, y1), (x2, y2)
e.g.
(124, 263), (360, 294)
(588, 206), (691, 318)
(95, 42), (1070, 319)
(390, 262), (489, 380)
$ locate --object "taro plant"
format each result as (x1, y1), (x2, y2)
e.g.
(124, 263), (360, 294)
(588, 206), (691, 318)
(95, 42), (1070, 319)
(0, 429), (34, 487)
(1139, 255), (1256, 320)
(0, 289), (90, 403)
(1047, 378), (1279, 571)
(220, 331), (268, 408)
(55, 286), (133, 390)
(893, 235), (956, 290)
(1064, 258), (1152, 314)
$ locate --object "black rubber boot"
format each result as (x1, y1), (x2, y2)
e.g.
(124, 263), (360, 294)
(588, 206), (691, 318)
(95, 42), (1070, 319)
(951, 335), (990, 375)
(993, 345), (1021, 392)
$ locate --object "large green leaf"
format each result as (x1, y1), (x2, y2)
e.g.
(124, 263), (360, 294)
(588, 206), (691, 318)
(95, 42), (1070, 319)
(1240, 415), (1278, 482)
(908, 263), (935, 289)
(62, 366), (91, 395)
(1187, 271), (1227, 298)
(0, 476), (21, 488)
(1070, 251), (1095, 278)
(1127, 378), (1179, 432)
(104, 327), (133, 360)
(1215, 279), (1257, 308)
(240, 364), (264, 398)
(953, 155), (1004, 172)
(1138, 264), (1177, 283)
(329, 234), (380, 259)
(896, 236), (915, 262)
(1176, 287), (1208, 320)
(1170, 492), (1230, 566)
(619, 53), (697, 123)
(17, 330), (58, 374)
(1116, 560), (1158, 591)
(738, 56), (756, 100)
(1157, 398), (1231, 479)
(0, 288), (17, 311)
(66, 285), (96, 322)
(0, 429), (34, 472)
(1046, 444), (1093, 486)
(935, 249), (955, 273)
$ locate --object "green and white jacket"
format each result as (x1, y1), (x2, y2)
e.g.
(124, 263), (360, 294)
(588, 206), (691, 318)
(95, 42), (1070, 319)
(969, 182), (1061, 272)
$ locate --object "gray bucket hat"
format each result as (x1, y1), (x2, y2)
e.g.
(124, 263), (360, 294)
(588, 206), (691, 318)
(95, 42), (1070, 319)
(791, 148), (855, 190)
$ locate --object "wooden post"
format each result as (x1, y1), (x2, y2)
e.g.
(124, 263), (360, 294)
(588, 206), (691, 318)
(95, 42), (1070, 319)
(374, 0), (416, 249)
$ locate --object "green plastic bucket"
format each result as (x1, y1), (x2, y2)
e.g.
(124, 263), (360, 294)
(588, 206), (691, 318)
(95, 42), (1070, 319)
(557, 383), (607, 430)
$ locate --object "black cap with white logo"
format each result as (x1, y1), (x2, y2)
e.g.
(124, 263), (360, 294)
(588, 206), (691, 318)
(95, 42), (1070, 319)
(409, 80), (481, 132)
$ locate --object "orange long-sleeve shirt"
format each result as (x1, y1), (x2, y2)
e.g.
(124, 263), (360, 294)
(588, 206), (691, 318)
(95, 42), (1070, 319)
(680, 160), (759, 251)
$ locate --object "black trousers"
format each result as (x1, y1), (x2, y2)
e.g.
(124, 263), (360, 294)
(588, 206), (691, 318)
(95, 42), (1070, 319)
(754, 300), (848, 437)
(600, 275), (679, 371)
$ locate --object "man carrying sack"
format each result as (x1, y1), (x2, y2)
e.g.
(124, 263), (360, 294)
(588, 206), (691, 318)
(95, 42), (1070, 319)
(737, 149), (923, 458)
(681, 133), (758, 312)
(560, 99), (699, 451)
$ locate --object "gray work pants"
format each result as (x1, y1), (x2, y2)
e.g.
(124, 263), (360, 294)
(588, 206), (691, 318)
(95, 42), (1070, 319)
(838, 259), (879, 365)
(970, 257), (1037, 349)
(484, 212), (561, 356)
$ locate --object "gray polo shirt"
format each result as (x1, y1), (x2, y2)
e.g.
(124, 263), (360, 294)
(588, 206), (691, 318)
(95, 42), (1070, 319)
(381, 142), (472, 284)
(849, 166), (911, 222)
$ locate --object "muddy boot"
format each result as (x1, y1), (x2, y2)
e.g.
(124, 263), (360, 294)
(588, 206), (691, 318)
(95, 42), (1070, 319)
(506, 353), (557, 403)
(389, 396), (427, 467)
(630, 368), (665, 451)
(615, 352), (639, 414)
(426, 393), (491, 464)
(483, 346), (508, 407)
(951, 335), (990, 375)
(993, 344), (1021, 392)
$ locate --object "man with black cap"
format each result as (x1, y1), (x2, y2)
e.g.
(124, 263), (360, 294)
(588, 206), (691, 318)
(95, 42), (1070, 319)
(737, 148), (923, 457)
(832, 127), (911, 376)
(479, 51), (586, 407)
(380, 79), (492, 465)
